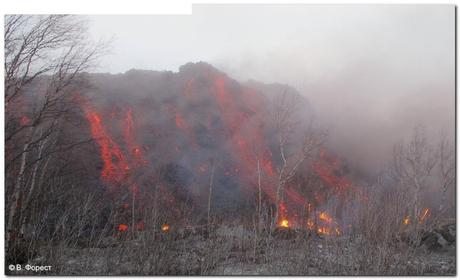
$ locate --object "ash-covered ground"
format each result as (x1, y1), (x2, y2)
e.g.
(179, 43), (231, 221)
(11, 222), (455, 276)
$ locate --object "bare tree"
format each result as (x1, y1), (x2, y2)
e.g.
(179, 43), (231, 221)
(4, 15), (106, 256)
(256, 158), (262, 228)
(437, 134), (455, 216)
(271, 90), (327, 229)
(392, 127), (437, 228)
(207, 159), (216, 232)
(5, 15), (103, 106)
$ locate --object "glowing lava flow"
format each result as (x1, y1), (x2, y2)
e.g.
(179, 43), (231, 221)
(79, 93), (197, 236)
(313, 149), (352, 193)
(167, 95), (197, 151)
(79, 71), (360, 234)
(123, 108), (146, 165)
(210, 73), (331, 223)
(211, 74), (278, 202)
(84, 108), (129, 184)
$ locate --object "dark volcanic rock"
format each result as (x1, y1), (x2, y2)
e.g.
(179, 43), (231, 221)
(421, 222), (455, 251)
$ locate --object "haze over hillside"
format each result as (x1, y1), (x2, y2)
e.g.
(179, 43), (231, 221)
(86, 5), (455, 174)
(82, 62), (330, 217)
(5, 13), (455, 276)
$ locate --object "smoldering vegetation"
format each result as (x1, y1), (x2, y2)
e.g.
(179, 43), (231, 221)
(4, 15), (455, 276)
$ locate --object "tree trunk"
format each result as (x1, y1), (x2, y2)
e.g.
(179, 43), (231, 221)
(131, 188), (135, 239)
(207, 162), (215, 232)
(6, 141), (30, 254)
(19, 135), (49, 236)
(257, 158), (262, 231)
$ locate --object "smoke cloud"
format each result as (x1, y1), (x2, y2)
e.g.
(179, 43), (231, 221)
(86, 5), (454, 174)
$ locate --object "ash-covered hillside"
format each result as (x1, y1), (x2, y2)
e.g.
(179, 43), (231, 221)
(6, 62), (454, 276)
(80, 62), (340, 224)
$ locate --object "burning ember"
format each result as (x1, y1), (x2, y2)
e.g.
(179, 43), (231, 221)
(118, 224), (128, 232)
(402, 208), (431, 226)
(307, 219), (314, 230)
(308, 211), (342, 236)
(161, 224), (170, 232)
(317, 227), (330, 235)
(319, 212), (333, 223)
(316, 226), (342, 236)
(279, 219), (290, 228)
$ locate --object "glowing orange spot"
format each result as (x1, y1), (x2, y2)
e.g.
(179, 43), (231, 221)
(161, 224), (170, 232)
(279, 219), (289, 228)
(307, 219), (314, 229)
(403, 216), (410, 225)
(319, 212), (333, 223)
(118, 224), (128, 232)
(317, 227), (330, 235)
(20, 115), (30, 126)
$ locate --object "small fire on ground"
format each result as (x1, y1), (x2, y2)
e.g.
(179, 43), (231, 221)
(402, 208), (430, 226)
(161, 223), (170, 232)
(118, 224), (128, 232)
(279, 219), (290, 228)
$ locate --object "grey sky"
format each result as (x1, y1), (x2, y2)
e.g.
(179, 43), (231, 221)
(85, 5), (455, 173)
